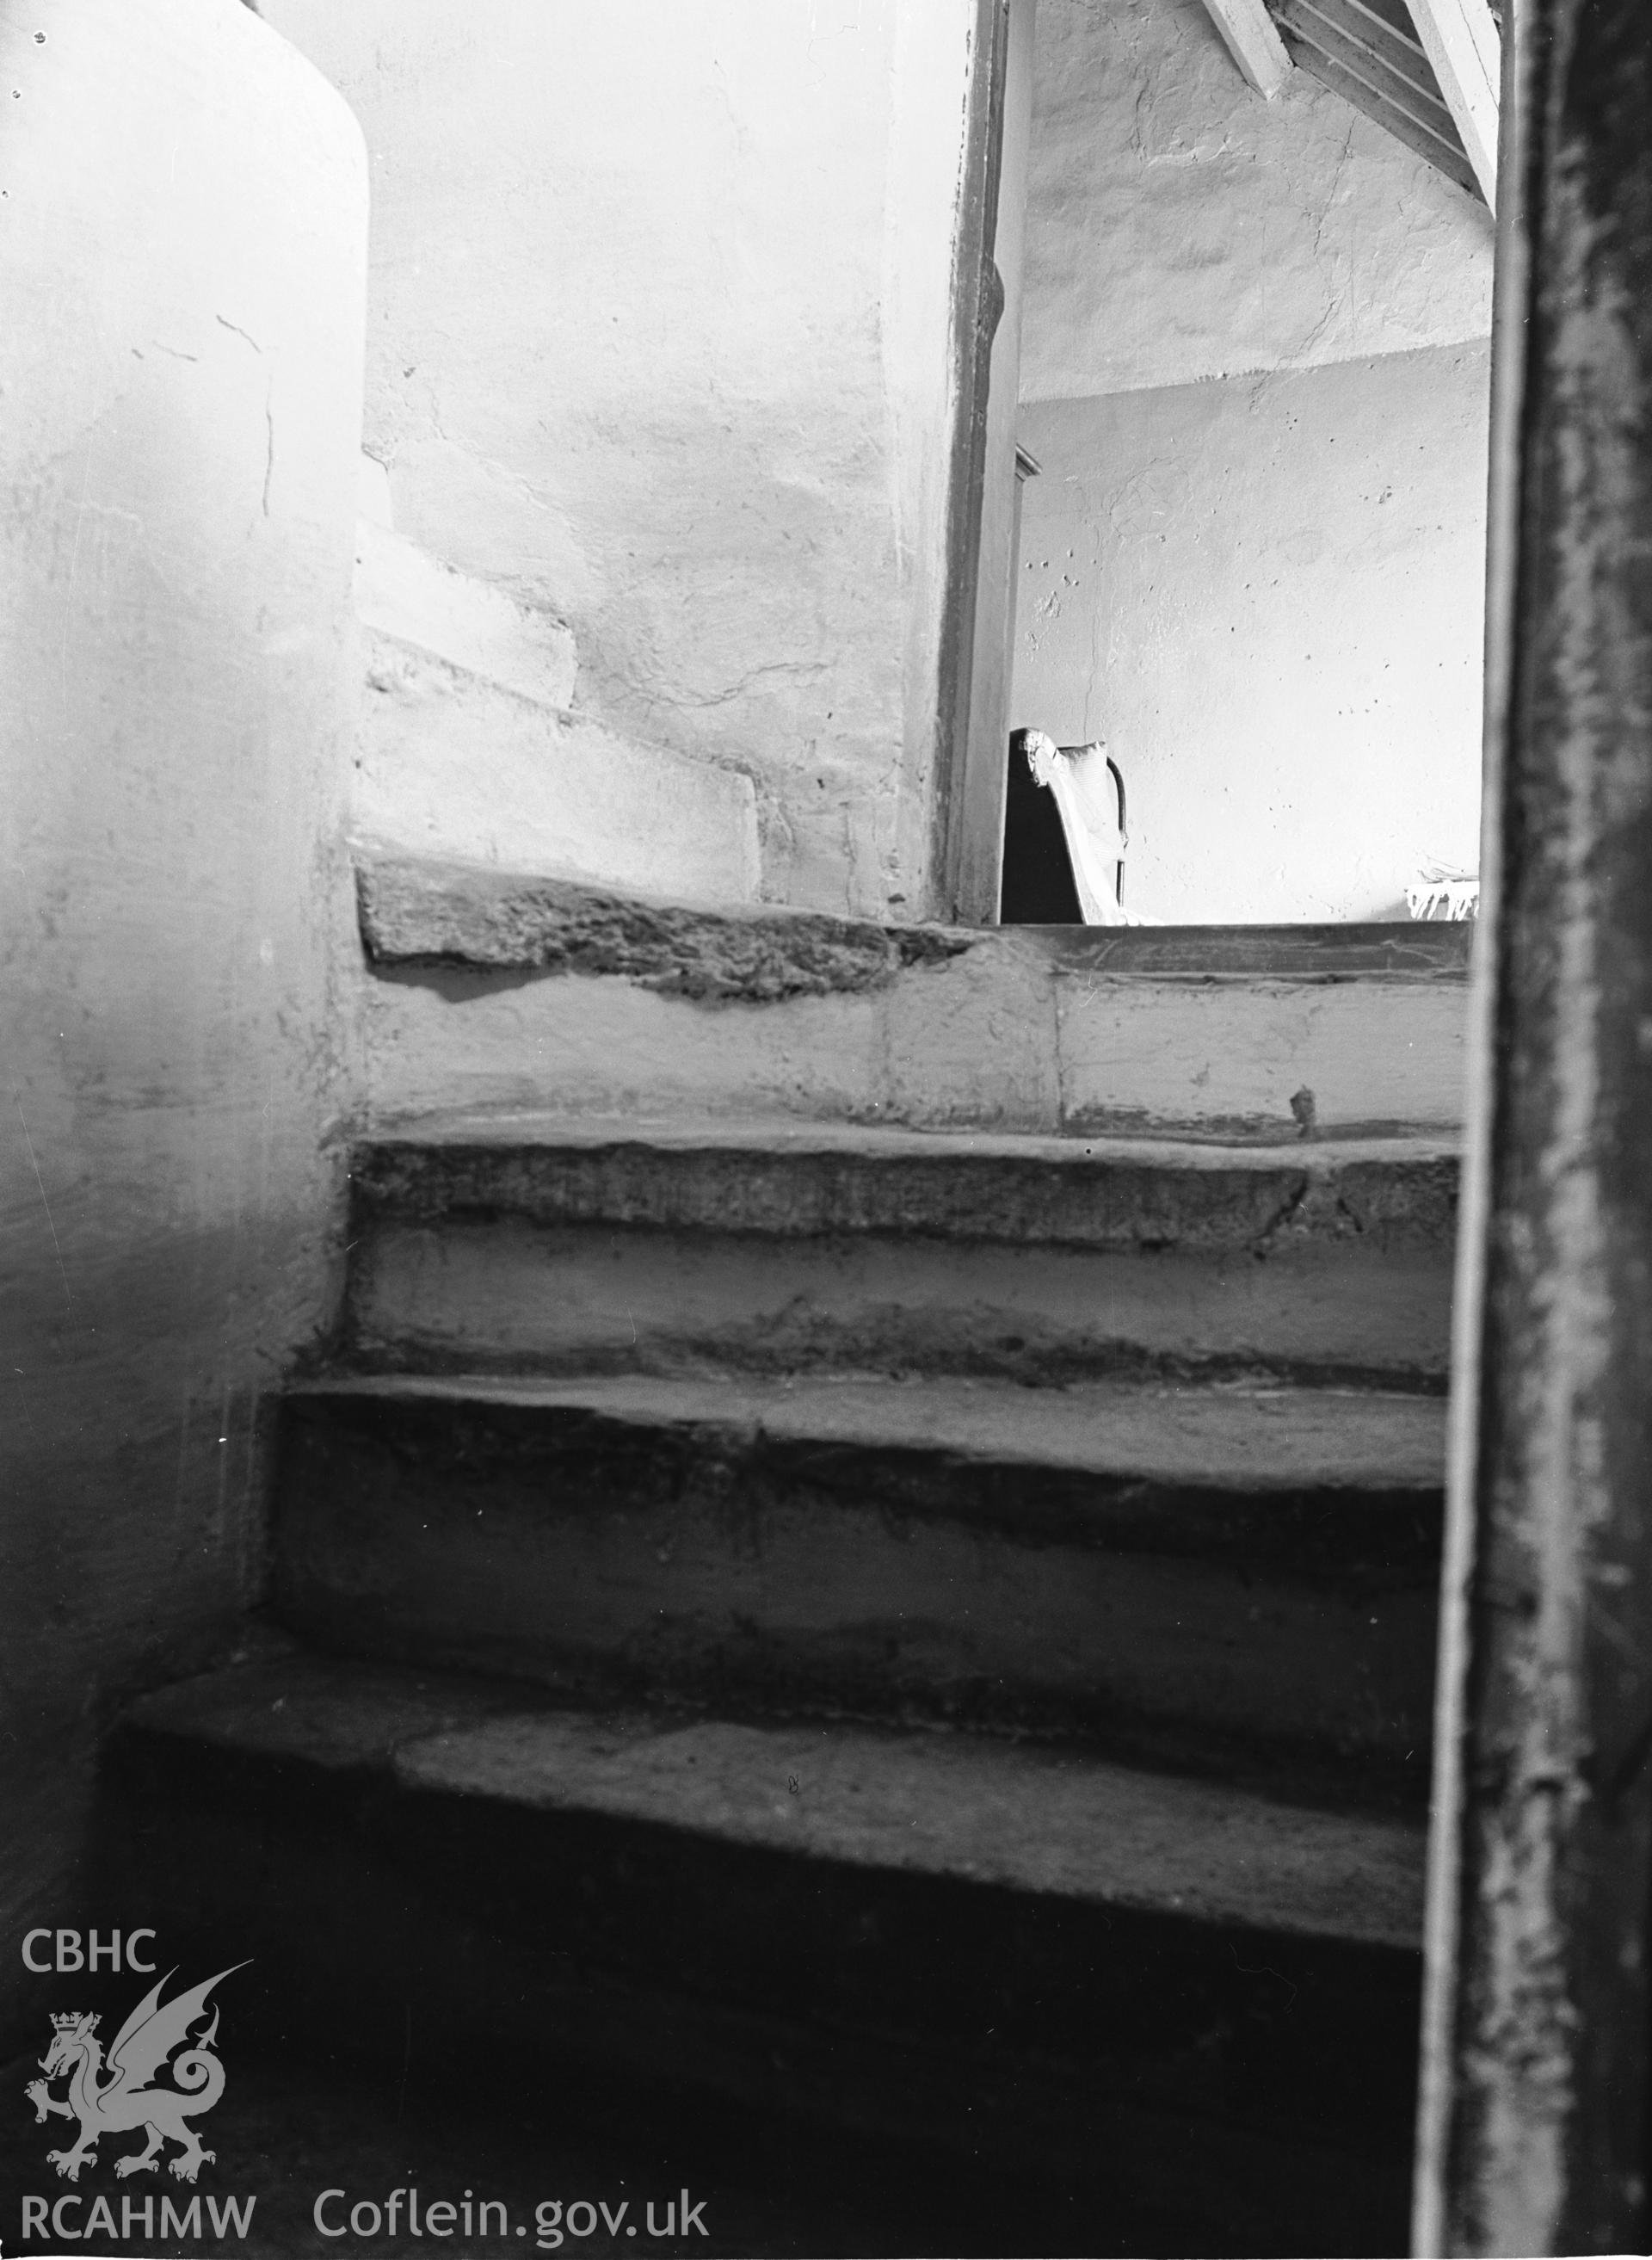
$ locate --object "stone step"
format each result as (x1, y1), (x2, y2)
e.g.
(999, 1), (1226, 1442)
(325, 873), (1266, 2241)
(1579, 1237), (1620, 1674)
(101, 1652), (1424, 2248)
(272, 1373), (1443, 1794)
(354, 516), (581, 711)
(348, 547), (760, 907)
(357, 852), (1472, 1139)
(343, 1121), (1459, 1389)
(354, 652), (761, 906)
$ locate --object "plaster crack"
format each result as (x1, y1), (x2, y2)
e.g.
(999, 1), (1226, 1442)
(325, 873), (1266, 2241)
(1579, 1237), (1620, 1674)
(1052, 972), (1072, 1127)
(651, 660), (830, 713)
(14, 1094), (71, 1307)
(428, 403), (559, 523)
(1313, 120), (1357, 260)
(1248, 1172), (1315, 1256)
(216, 313), (263, 353)
(11, 1372), (40, 1444)
(1294, 119), (1358, 365)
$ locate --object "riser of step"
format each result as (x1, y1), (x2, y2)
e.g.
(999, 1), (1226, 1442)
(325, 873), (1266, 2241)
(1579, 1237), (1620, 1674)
(362, 917), (1471, 1141)
(100, 1655), (1423, 2246)
(344, 1131), (1458, 1386)
(270, 1378), (1442, 1788)
(350, 1124), (1459, 1245)
(348, 1218), (1452, 1387)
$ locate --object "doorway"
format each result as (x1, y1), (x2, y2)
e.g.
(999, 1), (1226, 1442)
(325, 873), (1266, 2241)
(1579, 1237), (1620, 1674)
(945, 0), (1498, 932)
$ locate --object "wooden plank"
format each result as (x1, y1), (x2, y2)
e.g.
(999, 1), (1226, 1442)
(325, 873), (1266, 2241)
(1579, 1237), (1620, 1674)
(1414, 0), (1652, 2247)
(1342, 0), (1431, 55)
(1277, 0), (1461, 141)
(1407, 0), (1499, 204)
(1281, 0), (1454, 111)
(1199, 0), (1293, 96)
(1277, 30), (1464, 164)
(1279, 33), (1481, 193)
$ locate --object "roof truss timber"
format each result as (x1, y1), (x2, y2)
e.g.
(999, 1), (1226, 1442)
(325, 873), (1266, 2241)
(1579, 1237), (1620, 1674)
(1198, 0), (1293, 96)
(1406, 0), (1500, 202)
(1199, 0), (1498, 204)
(1274, 0), (1481, 195)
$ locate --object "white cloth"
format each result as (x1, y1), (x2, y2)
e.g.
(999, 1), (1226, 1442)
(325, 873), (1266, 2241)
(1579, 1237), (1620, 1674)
(1022, 732), (1132, 925)
(1406, 861), (1479, 921)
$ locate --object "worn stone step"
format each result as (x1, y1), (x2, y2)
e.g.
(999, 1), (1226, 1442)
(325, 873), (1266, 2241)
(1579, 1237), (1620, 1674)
(102, 1652), (1424, 2245)
(344, 1121), (1458, 1388)
(354, 516), (582, 711)
(354, 662), (761, 906)
(272, 1373), (1443, 1792)
(358, 852), (1472, 1139)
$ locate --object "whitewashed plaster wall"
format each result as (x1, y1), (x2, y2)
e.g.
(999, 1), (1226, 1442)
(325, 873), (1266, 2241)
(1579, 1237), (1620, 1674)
(0, 0), (365, 2027)
(259, 0), (977, 919)
(1020, 0), (1495, 400)
(1012, 0), (1496, 923)
(1017, 343), (1490, 922)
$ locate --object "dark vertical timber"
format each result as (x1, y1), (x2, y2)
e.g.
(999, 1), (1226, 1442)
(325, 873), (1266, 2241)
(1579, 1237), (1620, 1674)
(957, 0), (1036, 928)
(930, 0), (1011, 923)
(1416, 0), (1652, 2251)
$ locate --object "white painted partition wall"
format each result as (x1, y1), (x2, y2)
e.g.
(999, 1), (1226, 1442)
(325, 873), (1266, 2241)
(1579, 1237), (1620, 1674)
(0, 0), (367, 1976)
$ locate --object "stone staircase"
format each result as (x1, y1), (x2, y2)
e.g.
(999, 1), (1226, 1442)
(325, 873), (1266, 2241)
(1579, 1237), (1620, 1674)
(350, 496), (761, 905)
(96, 854), (1466, 2255)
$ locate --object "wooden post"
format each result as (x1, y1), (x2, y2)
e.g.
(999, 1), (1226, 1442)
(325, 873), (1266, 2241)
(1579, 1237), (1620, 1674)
(934, 0), (1038, 928)
(1415, 0), (1652, 2251)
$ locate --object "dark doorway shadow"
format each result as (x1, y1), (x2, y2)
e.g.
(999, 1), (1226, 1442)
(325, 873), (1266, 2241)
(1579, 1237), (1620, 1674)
(999, 734), (1082, 923)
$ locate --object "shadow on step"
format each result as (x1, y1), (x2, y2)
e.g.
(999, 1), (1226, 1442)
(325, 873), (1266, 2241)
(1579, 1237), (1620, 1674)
(0, 2029), (1378, 2260)
(86, 1685), (1419, 2258)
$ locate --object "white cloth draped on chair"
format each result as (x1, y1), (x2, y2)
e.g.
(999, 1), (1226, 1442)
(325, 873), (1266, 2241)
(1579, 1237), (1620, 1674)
(1020, 730), (1135, 925)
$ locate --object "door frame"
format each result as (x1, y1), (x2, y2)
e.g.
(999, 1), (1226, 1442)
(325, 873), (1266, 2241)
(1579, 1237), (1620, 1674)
(930, 0), (1036, 927)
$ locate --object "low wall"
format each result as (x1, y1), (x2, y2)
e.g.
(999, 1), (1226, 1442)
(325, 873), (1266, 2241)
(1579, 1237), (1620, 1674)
(0, 0), (367, 2038)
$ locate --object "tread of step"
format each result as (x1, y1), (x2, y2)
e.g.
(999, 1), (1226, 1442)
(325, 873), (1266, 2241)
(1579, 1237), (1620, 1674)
(120, 1653), (1424, 1949)
(350, 1114), (1459, 1249)
(287, 1368), (1446, 1505)
(360, 1112), (1459, 1165)
(109, 1652), (1427, 2234)
(274, 1374), (1443, 1786)
(274, 1373), (1443, 1786)
(359, 847), (1473, 984)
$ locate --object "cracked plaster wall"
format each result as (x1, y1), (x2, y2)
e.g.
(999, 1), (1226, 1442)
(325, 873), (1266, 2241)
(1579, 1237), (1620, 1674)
(1020, 0), (1495, 400)
(1011, 0), (1495, 923)
(258, 0), (977, 920)
(0, 0), (365, 2038)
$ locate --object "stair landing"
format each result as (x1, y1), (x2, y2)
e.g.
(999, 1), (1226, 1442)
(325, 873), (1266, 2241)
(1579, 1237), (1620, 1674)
(354, 852), (1472, 1140)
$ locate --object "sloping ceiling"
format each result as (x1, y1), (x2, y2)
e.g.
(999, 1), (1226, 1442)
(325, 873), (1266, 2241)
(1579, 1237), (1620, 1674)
(1267, 0), (1482, 198)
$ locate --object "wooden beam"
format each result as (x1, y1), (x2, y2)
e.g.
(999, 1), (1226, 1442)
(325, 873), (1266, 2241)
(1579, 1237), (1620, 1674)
(1199, 0), (1293, 97)
(1407, 0), (1499, 204)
